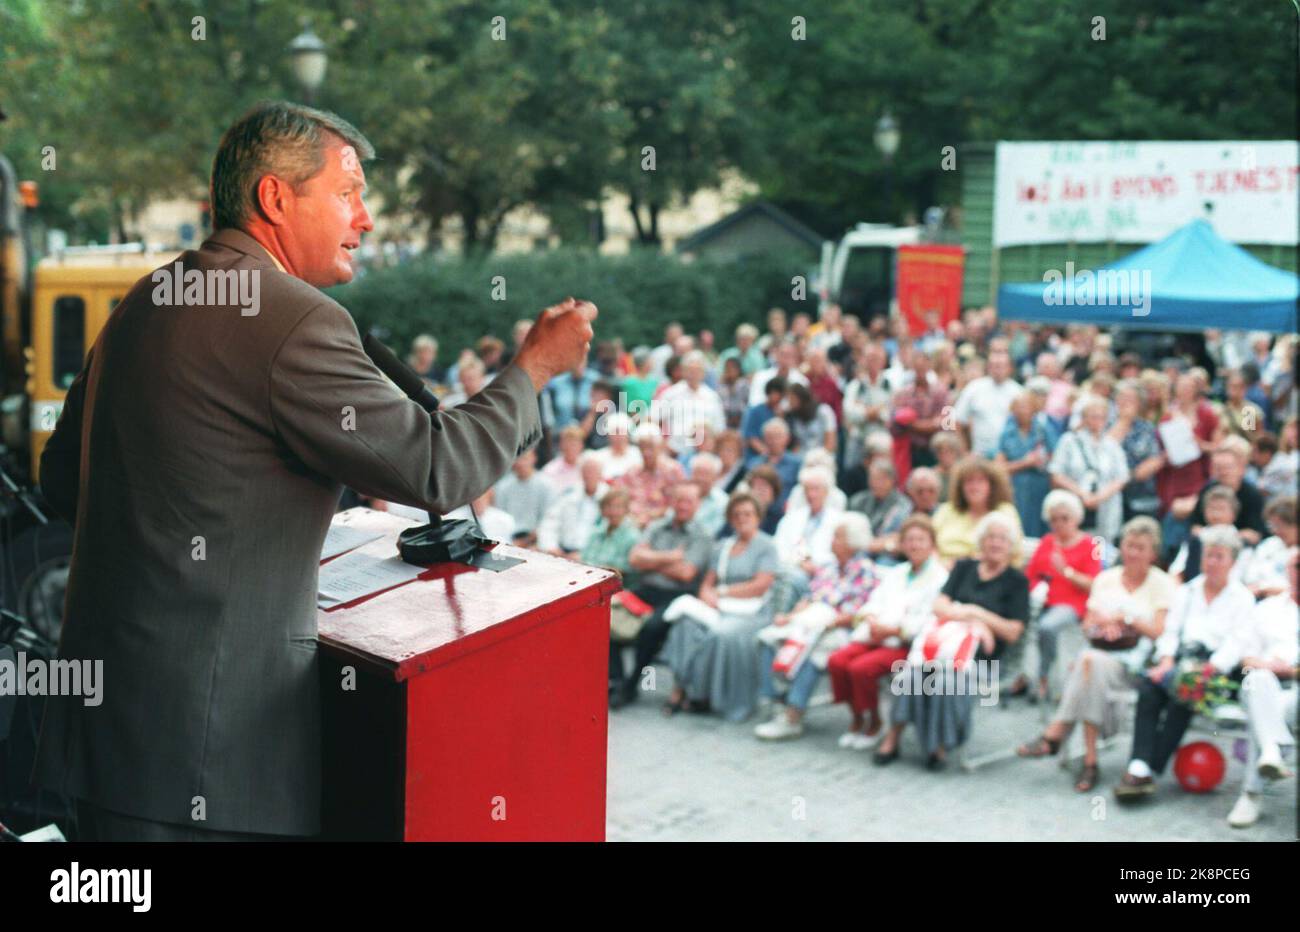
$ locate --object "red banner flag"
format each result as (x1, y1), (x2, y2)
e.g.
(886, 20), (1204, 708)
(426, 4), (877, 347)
(896, 244), (965, 337)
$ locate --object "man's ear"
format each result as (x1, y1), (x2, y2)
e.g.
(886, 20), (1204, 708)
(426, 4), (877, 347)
(254, 174), (294, 226)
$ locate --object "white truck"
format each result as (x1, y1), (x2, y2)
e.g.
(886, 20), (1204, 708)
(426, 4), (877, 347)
(815, 222), (922, 325)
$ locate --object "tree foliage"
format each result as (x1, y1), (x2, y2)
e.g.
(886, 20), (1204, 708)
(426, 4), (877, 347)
(2, 0), (1294, 247)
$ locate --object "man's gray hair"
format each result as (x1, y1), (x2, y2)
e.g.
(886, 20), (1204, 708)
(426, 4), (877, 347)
(906, 466), (940, 490)
(210, 100), (375, 231)
(1199, 525), (1243, 560)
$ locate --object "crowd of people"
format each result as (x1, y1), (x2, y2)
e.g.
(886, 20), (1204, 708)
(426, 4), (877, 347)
(393, 305), (1297, 828)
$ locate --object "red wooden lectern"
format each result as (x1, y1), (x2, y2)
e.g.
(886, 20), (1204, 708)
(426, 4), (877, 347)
(316, 508), (619, 841)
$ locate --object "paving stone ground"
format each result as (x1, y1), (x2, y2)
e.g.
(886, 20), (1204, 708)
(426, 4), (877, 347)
(606, 665), (1297, 842)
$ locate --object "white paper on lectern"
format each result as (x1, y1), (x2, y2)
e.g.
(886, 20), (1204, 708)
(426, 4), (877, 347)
(320, 524), (385, 562)
(1157, 417), (1201, 468)
(317, 551), (424, 607)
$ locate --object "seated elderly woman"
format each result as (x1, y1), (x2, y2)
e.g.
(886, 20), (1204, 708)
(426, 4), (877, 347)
(1017, 517), (1174, 793)
(1007, 490), (1102, 703)
(753, 512), (878, 740)
(1227, 546), (1299, 828)
(579, 487), (640, 574)
(848, 460), (913, 566)
(1240, 495), (1298, 599)
(662, 492), (781, 721)
(931, 455), (1023, 566)
(785, 448), (848, 513)
(873, 511), (1029, 770)
(772, 465), (846, 611)
(826, 515), (950, 749)
(1114, 525), (1256, 802)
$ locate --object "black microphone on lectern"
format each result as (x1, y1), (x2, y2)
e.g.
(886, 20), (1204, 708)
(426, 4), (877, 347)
(361, 331), (445, 529)
(362, 332), (441, 414)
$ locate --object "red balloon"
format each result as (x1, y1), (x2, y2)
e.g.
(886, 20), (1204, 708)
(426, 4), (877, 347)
(1173, 741), (1226, 793)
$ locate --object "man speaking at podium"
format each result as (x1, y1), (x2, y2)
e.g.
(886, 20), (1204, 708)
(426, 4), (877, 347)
(32, 101), (596, 841)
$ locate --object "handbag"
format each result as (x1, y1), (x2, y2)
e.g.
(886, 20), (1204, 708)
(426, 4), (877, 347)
(1084, 625), (1141, 652)
(663, 541), (765, 628)
(1071, 433), (1102, 529)
(765, 602), (837, 680)
(610, 590), (654, 643)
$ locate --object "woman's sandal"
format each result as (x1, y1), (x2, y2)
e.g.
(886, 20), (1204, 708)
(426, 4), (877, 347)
(1016, 734), (1062, 758)
(873, 744), (900, 766)
(662, 695), (686, 717)
(1075, 763), (1101, 793)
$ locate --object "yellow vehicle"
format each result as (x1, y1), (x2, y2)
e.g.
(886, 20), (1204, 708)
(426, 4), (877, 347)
(25, 248), (175, 475)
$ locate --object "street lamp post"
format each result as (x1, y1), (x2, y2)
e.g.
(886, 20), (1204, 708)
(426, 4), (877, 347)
(288, 27), (328, 104)
(874, 111), (901, 223)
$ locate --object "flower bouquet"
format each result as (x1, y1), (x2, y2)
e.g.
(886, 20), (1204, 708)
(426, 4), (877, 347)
(1168, 658), (1238, 715)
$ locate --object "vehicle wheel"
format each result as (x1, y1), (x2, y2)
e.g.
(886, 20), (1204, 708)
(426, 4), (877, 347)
(5, 521), (73, 652)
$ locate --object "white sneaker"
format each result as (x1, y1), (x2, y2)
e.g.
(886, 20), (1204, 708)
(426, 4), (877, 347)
(847, 732), (880, 750)
(837, 731), (860, 749)
(1257, 746), (1291, 782)
(755, 716), (805, 740)
(1227, 793), (1260, 828)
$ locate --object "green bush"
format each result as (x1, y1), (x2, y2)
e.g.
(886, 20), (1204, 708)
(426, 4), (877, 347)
(328, 247), (815, 365)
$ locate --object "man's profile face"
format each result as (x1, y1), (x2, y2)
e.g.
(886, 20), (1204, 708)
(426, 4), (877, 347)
(282, 135), (374, 287)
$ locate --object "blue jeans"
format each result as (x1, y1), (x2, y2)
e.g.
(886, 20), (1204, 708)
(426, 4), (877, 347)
(759, 644), (822, 711)
(1160, 512), (1191, 563)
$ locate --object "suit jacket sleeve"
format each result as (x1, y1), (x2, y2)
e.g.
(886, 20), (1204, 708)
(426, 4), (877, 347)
(39, 345), (94, 526)
(269, 301), (541, 514)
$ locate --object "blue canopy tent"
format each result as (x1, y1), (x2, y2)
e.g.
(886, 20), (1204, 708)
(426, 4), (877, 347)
(997, 219), (1298, 333)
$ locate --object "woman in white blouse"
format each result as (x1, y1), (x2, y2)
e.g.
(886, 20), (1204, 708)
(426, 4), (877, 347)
(1227, 546), (1298, 828)
(772, 466), (846, 608)
(1115, 525), (1256, 802)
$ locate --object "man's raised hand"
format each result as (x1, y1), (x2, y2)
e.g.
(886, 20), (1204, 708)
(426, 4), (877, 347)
(515, 297), (598, 393)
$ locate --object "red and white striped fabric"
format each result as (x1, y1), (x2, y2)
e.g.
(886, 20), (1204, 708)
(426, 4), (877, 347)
(906, 616), (980, 671)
